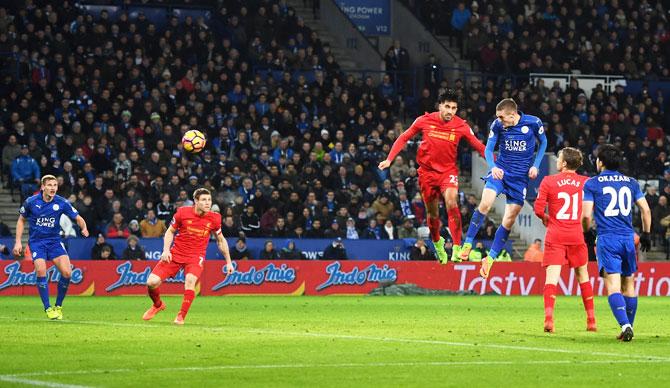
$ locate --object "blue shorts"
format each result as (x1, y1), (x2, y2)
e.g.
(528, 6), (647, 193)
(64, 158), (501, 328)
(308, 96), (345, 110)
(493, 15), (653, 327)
(483, 172), (528, 206)
(596, 235), (637, 277)
(30, 239), (68, 261)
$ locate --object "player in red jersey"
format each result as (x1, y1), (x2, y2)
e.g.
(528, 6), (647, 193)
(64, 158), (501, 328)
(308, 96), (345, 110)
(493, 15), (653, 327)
(142, 188), (234, 325)
(378, 89), (486, 263)
(533, 147), (596, 333)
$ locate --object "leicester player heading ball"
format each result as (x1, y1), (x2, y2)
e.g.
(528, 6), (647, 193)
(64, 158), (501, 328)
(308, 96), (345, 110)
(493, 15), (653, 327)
(13, 175), (90, 320)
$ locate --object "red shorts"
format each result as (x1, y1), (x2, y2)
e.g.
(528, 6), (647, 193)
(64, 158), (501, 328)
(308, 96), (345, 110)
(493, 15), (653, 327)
(543, 242), (588, 268)
(418, 167), (459, 203)
(152, 259), (204, 280)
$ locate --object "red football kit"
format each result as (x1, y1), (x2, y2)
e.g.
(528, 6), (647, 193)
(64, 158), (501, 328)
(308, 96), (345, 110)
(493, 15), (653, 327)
(534, 171), (589, 268)
(387, 112), (486, 202)
(152, 206), (222, 280)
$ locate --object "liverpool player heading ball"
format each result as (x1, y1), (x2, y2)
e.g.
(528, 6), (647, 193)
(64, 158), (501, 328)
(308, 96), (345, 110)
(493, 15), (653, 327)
(143, 188), (234, 325)
(379, 90), (486, 263)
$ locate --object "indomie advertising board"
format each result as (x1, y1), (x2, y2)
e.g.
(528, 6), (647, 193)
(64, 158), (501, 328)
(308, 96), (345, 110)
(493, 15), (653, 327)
(2, 261), (670, 297)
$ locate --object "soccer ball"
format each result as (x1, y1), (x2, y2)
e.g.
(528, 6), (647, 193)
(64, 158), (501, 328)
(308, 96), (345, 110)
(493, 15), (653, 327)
(182, 129), (206, 153)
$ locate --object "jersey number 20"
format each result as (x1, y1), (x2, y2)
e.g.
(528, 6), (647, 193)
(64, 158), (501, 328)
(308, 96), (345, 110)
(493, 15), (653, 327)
(603, 186), (632, 217)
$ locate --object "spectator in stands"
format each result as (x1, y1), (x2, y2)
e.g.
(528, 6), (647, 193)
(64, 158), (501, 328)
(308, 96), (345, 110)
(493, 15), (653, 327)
(99, 246), (117, 261)
(450, 2), (471, 51)
(524, 239), (544, 263)
(11, 145), (40, 200)
(468, 241), (488, 262)
(362, 219), (382, 240)
(106, 213), (130, 239)
(156, 193), (174, 223)
(397, 217), (418, 239)
(279, 240), (305, 260)
(497, 248), (512, 262)
(381, 220), (398, 240)
(0, 243), (10, 260)
(372, 194), (394, 223)
(259, 240), (279, 260)
(140, 210), (167, 238)
(241, 205), (261, 237)
(323, 238), (348, 260)
(2, 135), (20, 185)
(128, 220), (142, 238)
(410, 239), (435, 261)
(91, 234), (115, 260)
(231, 238), (251, 261)
(345, 217), (359, 239)
(0, 218), (12, 237)
(653, 195), (670, 246)
(122, 235), (146, 261)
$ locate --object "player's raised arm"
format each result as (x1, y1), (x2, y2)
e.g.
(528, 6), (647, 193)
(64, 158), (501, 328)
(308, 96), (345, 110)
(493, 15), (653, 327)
(463, 125), (486, 159)
(533, 179), (549, 226)
(530, 122), (548, 179)
(378, 117), (423, 170)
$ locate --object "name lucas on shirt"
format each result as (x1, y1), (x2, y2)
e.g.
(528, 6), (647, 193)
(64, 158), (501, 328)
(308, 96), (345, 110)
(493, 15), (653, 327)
(556, 179), (582, 188)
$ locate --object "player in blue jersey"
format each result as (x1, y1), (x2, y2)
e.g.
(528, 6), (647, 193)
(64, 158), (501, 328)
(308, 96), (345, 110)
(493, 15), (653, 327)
(459, 98), (547, 278)
(12, 175), (90, 320)
(582, 144), (651, 341)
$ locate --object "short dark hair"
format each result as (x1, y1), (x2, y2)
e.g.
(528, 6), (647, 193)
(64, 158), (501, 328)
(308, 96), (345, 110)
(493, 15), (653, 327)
(193, 188), (211, 201)
(437, 89), (459, 105)
(559, 147), (583, 170)
(596, 144), (621, 171)
(496, 98), (517, 112)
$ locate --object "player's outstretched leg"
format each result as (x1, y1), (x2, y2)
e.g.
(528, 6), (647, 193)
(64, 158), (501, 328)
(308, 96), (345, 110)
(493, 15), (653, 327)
(480, 225), (510, 278)
(175, 273), (199, 325)
(33, 259), (56, 319)
(143, 274), (166, 321)
(460, 210), (485, 260)
(608, 293), (633, 341)
(580, 282), (597, 331)
(53, 255), (72, 320)
(575, 265), (596, 331)
(543, 283), (557, 333)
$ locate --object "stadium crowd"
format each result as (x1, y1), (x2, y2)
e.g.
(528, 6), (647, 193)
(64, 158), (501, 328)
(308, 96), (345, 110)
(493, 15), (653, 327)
(0, 1), (668, 260)
(404, 0), (669, 78)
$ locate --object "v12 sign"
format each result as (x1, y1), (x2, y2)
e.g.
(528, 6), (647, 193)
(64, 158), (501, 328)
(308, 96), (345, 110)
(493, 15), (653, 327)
(338, 0), (391, 36)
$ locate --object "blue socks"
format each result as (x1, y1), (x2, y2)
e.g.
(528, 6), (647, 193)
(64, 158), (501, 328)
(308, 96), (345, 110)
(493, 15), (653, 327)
(464, 210), (486, 245)
(623, 296), (637, 326)
(36, 276), (50, 310)
(488, 226), (510, 259)
(608, 293), (630, 327)
(56, 277), (70, 307)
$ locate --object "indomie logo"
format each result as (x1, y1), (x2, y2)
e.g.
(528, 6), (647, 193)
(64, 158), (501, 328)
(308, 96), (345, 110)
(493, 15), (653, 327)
(106, 261), (184, 291)
(0, 262), (83, 290)
(316, 261), (397, 291)
(212, 262), (296, 290)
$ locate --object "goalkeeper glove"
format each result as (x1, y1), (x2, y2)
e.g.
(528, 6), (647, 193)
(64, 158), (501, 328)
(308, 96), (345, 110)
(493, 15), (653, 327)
(639, 232), (651, 252)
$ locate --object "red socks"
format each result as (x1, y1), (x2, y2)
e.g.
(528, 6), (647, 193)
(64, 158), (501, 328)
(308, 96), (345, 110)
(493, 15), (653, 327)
(579, 281), (595, 320)
(428, 216), (441, 242)
(148, 286), (162, 308)
(179, 289), (196, 317)
(543, 284), (557, 319)
(447, 207), (462, 245)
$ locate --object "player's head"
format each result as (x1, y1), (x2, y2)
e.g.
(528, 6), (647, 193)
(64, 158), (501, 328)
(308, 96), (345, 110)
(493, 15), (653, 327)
(41, 175), (58, 197)
(557, 147), (583, 172)
(495, 98), (519, 127)
(436, 89), (459, 121)
(596, 144), (621, 172)
(193, 188), (212, 213)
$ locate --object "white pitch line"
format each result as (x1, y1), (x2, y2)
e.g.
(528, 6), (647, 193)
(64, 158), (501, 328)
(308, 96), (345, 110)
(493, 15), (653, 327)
(0, 375), (92, 388)
(1, 316), (669, 362)
(3, 359), (670, 380)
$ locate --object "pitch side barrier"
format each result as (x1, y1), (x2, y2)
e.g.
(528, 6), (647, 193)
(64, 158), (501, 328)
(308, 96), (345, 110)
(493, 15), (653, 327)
(0, 237), (513, 262)
(2, 260), (670, 296)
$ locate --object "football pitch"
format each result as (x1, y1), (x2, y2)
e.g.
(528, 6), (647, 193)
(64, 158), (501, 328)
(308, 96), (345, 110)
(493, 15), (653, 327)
(0, 296), (668, 387)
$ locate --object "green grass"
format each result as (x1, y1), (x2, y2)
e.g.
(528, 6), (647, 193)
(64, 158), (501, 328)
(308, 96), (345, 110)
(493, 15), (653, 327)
(0, 296), (668, 387)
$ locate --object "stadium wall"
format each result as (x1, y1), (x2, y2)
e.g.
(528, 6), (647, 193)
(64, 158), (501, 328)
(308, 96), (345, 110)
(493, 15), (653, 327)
(2, 260), (670, 296)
